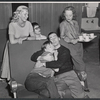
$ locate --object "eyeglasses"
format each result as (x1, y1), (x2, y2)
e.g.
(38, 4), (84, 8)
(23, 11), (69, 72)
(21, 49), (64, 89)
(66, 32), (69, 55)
(34, 26), (40, 30)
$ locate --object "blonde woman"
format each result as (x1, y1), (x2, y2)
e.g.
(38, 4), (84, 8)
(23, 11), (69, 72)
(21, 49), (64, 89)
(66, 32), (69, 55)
(9, 5), (37, 44)
(0, 5), (43, 82)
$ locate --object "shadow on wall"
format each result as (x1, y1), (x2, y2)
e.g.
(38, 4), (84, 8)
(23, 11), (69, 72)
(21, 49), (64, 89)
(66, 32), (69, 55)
(0, 29), (8, 63)
(56, 15), (63, 37)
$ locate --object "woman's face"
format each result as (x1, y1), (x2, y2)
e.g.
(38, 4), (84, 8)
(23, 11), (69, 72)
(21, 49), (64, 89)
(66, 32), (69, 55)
(19, 9), (28, 22)
(64, 10), (73, 22)
(34, 25), (41, 35)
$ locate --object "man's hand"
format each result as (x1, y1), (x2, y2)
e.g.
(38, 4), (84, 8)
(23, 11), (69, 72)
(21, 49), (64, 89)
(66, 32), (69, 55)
(53, 50), (58, 60)
(18, 38), (23, 44)
(43, 53), (54, 62)
(35, 61), (44, 68)
(38, 53), (55, 63)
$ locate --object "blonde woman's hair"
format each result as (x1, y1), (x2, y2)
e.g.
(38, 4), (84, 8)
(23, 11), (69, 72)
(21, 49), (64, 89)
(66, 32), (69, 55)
(11, 5), (28, 22)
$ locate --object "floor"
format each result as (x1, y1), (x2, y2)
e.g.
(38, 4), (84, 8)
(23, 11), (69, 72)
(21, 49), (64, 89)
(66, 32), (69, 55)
(0, 48), (100, 98)
(83, 48), (100, 98)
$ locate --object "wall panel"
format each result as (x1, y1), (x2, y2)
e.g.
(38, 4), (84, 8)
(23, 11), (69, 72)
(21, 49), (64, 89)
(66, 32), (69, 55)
(29, 3), (83, 36)
(0, 3), (12, 29)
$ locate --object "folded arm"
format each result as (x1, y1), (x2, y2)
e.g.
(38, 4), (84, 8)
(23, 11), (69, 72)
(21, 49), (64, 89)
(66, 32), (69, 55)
(31, 50), (44, 62)
(60, 23), (78, 44)
(46, 50), (70, 68)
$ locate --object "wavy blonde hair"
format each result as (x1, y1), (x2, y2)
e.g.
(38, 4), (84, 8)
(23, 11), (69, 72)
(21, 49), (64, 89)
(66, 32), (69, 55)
(11, 5), (28, 22)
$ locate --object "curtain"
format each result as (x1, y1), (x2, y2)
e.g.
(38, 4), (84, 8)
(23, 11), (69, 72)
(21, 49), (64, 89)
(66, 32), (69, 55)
(0, 3), (12, 29)
(29, 3), (83, 35)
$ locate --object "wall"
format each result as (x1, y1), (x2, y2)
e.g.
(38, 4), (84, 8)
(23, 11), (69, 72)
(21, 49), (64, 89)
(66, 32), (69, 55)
(0, 29), (7, 63)
(0, 3), (11, 63)
(82, 3), (100, 49)
(0, 3), (12, 29)
(0, 3), (83, 63)
(29, 3), (83, 36)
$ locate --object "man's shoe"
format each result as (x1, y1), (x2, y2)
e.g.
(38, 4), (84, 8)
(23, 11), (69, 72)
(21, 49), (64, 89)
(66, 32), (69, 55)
(84, 88), (90, 92)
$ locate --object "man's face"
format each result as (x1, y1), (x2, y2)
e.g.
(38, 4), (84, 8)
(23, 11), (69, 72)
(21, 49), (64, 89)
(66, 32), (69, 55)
(49, 33), (60, 47)
(34, 25), (41, 35)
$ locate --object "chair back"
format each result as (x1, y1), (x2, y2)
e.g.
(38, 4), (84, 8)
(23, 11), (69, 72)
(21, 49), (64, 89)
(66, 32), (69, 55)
(9, 40), (46, 85)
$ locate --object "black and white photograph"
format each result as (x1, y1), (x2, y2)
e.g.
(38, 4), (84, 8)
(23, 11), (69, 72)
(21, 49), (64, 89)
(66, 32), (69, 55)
(0, 2), (100, 98)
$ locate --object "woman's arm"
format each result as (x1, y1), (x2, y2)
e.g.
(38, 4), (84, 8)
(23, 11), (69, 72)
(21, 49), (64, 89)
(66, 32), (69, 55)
(60, 23), (72, 43)
(9, 34), (23, 44)
(27, 31), (36, 40)
(9, 23), (28, 44)
(9, 34), (28, 44)
(27, 22), (37, 40)
(60, 22), (78, 44)
(46, 49), (71, 68)
(64, 37), (78, 44)
(9, 23), (21, 44)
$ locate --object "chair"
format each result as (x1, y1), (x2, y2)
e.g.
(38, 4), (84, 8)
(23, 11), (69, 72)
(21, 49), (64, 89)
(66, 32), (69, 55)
(8, 40), (72, 98)
(9, 40), (45, 98)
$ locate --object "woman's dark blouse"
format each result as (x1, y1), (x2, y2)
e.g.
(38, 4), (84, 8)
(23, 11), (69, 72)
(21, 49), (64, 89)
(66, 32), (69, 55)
(31, 45), (73, 76)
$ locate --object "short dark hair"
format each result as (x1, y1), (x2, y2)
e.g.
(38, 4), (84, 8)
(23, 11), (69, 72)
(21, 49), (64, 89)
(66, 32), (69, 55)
(41, 41), (51, 50)
(32, 22), (40, 29)
(61, 6), (76, 20)
(47, 32), (59, 41)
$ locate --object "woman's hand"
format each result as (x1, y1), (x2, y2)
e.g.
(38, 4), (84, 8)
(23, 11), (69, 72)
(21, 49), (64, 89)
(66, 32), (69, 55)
(18, 38), (23, 44)
(53, 50), (58, 60)
(27, 36), (36, 40)
(71, 39), (78, 44)
(18, 37), (28, 44)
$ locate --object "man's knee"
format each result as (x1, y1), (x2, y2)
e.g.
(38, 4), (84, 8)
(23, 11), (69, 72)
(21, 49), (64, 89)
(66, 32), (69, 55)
(39, 89), (50, 98)
(55, 81), (72, 98)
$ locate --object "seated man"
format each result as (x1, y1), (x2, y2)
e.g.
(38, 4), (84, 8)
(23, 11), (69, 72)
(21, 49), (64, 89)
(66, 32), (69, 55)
(25, 32), (89, 98)
(25, 41), (60, 98)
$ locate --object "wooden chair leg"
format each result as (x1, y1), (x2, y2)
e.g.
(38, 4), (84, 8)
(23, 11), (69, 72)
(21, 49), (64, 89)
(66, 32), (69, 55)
(10, 80), (18, 98)
(13, 92), (17, 98)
